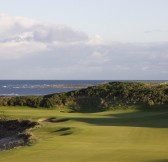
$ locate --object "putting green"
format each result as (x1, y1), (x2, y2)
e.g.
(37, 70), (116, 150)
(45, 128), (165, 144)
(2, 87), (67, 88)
(0, 106), (168, 162)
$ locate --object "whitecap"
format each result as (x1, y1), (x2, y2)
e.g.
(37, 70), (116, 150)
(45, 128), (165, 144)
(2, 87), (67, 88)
(0, 93), (19, 96)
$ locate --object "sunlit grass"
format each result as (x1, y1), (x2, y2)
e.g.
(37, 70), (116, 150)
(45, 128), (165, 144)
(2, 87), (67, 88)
(0, 106), (168, 162)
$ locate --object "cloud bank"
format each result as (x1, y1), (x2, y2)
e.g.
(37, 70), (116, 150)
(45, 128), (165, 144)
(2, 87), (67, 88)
(0, 13), (168, 80)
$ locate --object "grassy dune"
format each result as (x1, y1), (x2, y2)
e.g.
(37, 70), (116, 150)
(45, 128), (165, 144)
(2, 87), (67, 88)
(0, 106), (168, 162)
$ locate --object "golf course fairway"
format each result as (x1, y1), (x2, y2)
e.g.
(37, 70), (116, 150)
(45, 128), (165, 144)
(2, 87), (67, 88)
(0, 106), (168, 162)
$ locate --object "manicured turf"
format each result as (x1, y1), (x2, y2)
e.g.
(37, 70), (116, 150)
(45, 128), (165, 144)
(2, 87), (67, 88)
(0, 106), (168, 162)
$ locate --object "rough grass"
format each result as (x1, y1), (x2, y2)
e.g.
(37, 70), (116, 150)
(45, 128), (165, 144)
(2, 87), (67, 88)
(0, 106), (168, 162)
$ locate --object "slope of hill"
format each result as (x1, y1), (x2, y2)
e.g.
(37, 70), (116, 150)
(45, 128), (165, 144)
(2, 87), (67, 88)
(1, 82), (168, 112)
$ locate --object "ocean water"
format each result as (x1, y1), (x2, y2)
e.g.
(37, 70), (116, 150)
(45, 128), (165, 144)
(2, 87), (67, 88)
(0, 80), (167, 96)
(0, 80), (110, 96)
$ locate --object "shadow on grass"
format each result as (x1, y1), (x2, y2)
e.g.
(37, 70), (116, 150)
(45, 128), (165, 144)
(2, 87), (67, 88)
(70, 110), (168, 128)
(54, 127), (71, 132)
(53, 127), (75, 136)
(48, 117), (70, 123)
(146, 160), (168, 162)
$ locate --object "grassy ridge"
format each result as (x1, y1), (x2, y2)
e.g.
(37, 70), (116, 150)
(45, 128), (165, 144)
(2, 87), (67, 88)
(0, 82), (168, 112)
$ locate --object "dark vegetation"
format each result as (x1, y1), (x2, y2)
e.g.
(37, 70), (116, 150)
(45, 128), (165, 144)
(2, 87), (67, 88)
(0, 116), (38, 151)
(0, 82), (168, 112)
(0, 119), (38, 138)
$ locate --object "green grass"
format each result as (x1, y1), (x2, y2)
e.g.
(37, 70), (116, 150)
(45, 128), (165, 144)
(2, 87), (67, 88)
(0, 106), (168, 162)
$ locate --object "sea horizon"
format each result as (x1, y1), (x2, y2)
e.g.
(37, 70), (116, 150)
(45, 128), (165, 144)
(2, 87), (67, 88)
(0, 80), (167, 96)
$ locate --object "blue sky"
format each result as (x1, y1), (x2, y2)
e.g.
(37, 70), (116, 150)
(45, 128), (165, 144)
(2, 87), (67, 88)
(0, 0), (168, 79)
(1, 0), (168, 42)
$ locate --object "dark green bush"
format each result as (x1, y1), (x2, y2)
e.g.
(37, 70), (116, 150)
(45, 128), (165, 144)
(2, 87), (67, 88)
(1, 82), (168, 112)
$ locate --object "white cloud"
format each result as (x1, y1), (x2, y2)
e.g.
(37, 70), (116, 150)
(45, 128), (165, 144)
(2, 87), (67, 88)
(144, 29), (162, 34)
(89, 35), (103, 45)
(0, 13), (89, 43)
(0, 13), (168, 79)
(0, 41), (47, 59)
